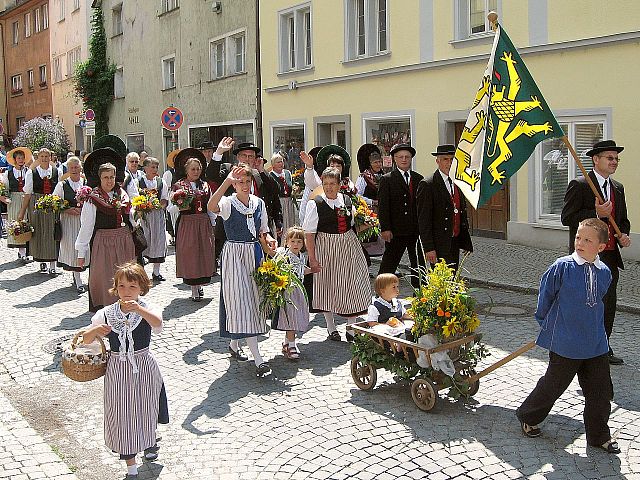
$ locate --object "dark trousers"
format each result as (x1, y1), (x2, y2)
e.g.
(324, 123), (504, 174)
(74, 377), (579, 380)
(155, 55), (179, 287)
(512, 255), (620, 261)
(431, 236), (461, 271)
(379, 234), (424, 288)
(599, 250), (619, 345)
(516, 352), (612, 446)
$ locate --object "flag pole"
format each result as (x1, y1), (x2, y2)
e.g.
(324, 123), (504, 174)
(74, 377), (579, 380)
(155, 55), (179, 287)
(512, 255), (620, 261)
(560, 135), (622, 237)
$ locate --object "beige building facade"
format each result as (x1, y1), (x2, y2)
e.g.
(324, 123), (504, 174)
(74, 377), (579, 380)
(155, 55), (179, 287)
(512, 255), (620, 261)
(260, 0), (640, 258)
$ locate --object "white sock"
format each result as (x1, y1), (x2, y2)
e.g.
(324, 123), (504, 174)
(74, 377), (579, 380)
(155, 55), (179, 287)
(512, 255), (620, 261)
(229, 339), (239, 352)
(246, 336), (264, 367)
(49, 261), (56, 270)
(152, 263), (161, 275)
(73, 271), (82, 287)
(324, 312), (337, 334)
(127, 464), (138, 475)
(191, 286), (199, 297)
(18, 247), (26, 257)
(288, 340), (297, 348)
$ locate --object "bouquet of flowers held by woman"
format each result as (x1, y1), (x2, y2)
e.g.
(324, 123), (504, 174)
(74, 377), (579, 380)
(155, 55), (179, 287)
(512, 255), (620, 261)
(171, 186), (195, 211)
(0, 183), (10, 202)
(131, 190), (162, 221)
(352, 195), (380, 242)
(291, 168), (305, 198)
(253, 253), (306, 319)
(6, 220), (34, 237)
(35, 194), (69, 213)
(74, 185), (93, 206)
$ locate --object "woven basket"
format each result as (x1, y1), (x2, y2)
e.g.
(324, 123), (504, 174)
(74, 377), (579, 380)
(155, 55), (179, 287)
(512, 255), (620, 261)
(61, 331), (109, 382)
(13, 231), (32, 243)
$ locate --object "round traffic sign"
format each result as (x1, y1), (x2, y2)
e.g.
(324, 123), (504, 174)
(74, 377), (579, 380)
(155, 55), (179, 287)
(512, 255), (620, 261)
(161, 107), (183, 131)
(85, 109), (95, 121)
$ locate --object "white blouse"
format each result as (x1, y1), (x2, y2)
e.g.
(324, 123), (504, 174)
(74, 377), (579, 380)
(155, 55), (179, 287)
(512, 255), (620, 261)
(23, 166), (63, 194)
(52, 178), (84, 198)
(301, 193), (355, 233)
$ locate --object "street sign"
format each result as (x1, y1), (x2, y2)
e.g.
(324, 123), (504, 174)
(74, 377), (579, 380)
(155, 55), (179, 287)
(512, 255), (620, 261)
(85, 121), (96, 128)
(86, 128), (96, 136)
(161, 107), (183, 131)
(79, 120), (86, 128)
(85, 109), (95, 121)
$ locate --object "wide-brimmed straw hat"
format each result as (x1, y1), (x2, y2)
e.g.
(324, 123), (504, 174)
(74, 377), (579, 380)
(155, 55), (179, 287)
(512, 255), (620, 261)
(6, 147), (33, 167)
(166, 149), (180, 169)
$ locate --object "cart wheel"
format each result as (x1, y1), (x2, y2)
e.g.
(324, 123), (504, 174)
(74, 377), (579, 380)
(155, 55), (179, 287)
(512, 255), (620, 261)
(350, 357), (377, 390)
(411, 377), (439, 412)
(461, 369), (480, 397)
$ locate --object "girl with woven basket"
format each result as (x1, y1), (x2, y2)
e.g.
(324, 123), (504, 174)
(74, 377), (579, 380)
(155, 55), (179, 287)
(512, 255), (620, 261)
(83, 262), (168, 479)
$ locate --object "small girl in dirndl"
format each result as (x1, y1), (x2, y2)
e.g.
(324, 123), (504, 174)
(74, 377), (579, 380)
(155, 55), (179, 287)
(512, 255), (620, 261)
(83, 262), (168, 479)
(273, 226), (317, 360)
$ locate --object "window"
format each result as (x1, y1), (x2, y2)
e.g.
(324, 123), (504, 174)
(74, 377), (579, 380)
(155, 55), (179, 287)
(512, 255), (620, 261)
(12, 22), (19, 45)
(162, 56), (175, 89)
(28, 70), (34, 90)
(112, 4), (123, 36)
(39, 65), (47, 86)
(469, 0), (497, 35)
(454, 0), (500, 42)
(279, 4), (312, 72)
(73, 0), (80, 11)
(16, 117), (26, 131)
(25, 13), (32, 37)
(126, 134), (145, 154)
(272, 125), (305, 159)
(11, 74), (23, 93)
(210, 40), (225, 79)
(35, 8), (41, 32)
(232, 34), (245, 74)
(43, 4), (49, 29)
(67, 46), (81, 77)
(114, 67), (124, 98)
(162, 0), (179, 14)
(345, 0), (388, 61)
(53, 56), (63, 82)
(189, 122), (254, 162)
(58, 0), (65, 21)
(536, 118), (605, 221)
(364, 115), (412, 156)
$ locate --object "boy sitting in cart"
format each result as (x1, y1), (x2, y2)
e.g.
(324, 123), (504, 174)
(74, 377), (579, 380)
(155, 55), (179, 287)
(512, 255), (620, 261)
(516, 218), (620, 454)
(364, 273), (413, 337)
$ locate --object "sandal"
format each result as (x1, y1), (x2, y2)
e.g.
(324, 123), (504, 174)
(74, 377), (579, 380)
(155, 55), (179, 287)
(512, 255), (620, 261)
(595, 440), (621, 454)
(327, 331), (341, 342)
(520, 421), (542, 438)
(282, 343), (300, 361)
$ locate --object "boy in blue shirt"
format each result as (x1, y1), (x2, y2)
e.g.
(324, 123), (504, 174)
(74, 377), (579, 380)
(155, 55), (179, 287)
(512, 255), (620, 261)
(516, 218), (620, 454)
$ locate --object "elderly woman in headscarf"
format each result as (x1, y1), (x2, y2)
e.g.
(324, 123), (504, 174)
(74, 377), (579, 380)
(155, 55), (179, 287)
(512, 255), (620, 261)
(75, 149), (136, 312)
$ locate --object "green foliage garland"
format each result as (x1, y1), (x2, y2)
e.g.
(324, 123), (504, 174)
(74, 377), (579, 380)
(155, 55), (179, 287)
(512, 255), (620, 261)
(73, 6), (116, 138)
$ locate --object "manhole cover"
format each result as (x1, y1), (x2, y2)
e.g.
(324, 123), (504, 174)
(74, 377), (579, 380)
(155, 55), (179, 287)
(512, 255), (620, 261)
(42, 334), (75, 354)
(477, 303), (534, 317)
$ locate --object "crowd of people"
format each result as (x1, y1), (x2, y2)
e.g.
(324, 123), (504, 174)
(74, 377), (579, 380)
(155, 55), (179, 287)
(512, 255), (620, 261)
(0, 136), (630, 476)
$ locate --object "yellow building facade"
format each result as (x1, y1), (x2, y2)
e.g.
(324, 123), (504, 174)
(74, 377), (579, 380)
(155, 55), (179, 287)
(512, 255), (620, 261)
(260, 0), (640, 258)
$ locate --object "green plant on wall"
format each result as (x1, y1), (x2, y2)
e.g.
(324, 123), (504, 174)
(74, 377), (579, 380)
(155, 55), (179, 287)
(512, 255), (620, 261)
(73, 5), (116, 138)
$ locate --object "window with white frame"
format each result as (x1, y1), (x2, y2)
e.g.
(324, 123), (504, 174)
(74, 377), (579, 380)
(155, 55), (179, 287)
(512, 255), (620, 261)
(43, 4), (49, 29)
(114, 67), (124, 98)
(210, 39), (225, 79)
(12, 22), (19, 45)
(11, 74), (22, 93)
(34, 8), (41, 32)
(58, 0), (65, 21)
(53, 56), (63, 83)
(16, 117), (26, 131)
(535, 117), (605, 221)
(232, 33), (245, 74)
(364, 116), (412, 156)
(469, 0), (497, 35)
(345, 0), (388, 61)
(73, 0), (80, 11)
(278, 4), (312, 73)
(272, 125), (305, 159)
(162, 56), (176, 89)
(162, 0), (179, 14)
(112, 4), (123, 36)
(28, 70), (34, 90)
(67, 46), (81, 77)
(39, 65), (47, 86)
(25, 13), (32, 37)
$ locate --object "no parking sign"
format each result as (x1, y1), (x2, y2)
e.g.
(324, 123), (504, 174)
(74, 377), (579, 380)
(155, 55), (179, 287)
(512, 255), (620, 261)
(161, 107), (183, 131)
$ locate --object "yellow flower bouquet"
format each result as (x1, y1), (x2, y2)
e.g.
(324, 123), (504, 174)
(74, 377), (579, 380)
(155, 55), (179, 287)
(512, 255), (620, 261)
(35, 194), (69, 213)
(131, 191), (162, 221)
(353, 195), (381, 242)
(253, 253), (306, 319)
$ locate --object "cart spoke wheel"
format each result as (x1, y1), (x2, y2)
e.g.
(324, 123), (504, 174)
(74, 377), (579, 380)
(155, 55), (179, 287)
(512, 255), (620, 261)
(411, 377), (439, 412)
(461, 369), (480, 397)
(350, 357), (377, 391)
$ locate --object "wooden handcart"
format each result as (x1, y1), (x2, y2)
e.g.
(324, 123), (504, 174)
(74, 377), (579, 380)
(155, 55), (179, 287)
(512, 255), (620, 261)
(350, 320), (535, 412)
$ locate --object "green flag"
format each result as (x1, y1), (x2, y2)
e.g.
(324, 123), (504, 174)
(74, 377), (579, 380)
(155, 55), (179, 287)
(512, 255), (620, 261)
(452, 24), (564, 208)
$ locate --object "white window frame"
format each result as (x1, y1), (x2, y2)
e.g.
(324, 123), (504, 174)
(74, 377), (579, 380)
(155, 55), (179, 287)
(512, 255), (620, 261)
(210, 38), (225, 79)
(112, 4), (123, 36)
(28, 69), (34, 89)
(231, 32), (246, 74)
(43, 4), (49, 29)
(361, 111), (415, 166)
(25, 13), (32, 37)
(345, 0), (389, 61)
(270, 121), (307, 158)
(34, 8), (41, 33)
(534, 113), (608, 224)
(39, 65), (47, 86)
(468, 0), (498, 36)
(53, 56), (64, 83)
(161, 55), (176, 89)
(12, 21), (19, 45)
(11, 74), (23, 92)
(162, 0), (179, 14)
(278, 4), (312, 73)
(58, 0), (65, 22)
(73, 0), (80, 12)
(114, 66), (124, 98)
(454, 0), (501, 42)
(67, 46), (81, 77)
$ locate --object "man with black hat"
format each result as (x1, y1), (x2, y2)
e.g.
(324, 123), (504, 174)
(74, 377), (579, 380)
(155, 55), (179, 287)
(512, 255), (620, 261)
(561, 140), (631, 365)
(378, 143), (424, 287)
(416, 144), (473, 272)
(199, 140), (215, 165)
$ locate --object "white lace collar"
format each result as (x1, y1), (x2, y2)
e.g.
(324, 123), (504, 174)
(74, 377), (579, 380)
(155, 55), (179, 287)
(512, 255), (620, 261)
(231, 193), (259, 238)
(104, 299), (147, 373)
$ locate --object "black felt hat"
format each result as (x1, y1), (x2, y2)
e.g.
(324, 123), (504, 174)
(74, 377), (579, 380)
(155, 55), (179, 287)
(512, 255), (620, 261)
(390, 143), (416, 158)
(232, 142), (261, 155)
(198, 140), (215, 150)
(585, 140), (624, 158)
(316, 144), (351, 178)
(357, 143), (382, 173)
(431, 144), (457, 156)
(174, 148), (207, 180)
(93, 134), (128, 160)
(308, 146), (322, 161)
(84, 148), (125, 188)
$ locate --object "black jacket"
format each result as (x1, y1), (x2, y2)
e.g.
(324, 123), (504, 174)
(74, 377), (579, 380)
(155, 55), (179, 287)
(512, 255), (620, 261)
(378, 168), (423, 236)
(561, 170), (630, 269)
(416, 169), (473, 255)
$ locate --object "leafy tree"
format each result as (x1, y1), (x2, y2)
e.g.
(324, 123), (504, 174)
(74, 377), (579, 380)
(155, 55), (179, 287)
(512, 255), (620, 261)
(13, 117), (71, 155)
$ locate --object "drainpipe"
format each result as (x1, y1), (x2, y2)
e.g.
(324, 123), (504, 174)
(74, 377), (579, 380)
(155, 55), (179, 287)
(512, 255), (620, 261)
(254, 0), (263, 150)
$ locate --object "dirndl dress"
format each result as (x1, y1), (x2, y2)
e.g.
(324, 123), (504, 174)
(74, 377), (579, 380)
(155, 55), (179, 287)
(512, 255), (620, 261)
(138, 178), (167, 263)
(29, 168), (59, 262)
(92, 301), (168, 457)
(219, 194), (269, 339)
(57, 179), (89, 271)
(271, 247), (310, 332)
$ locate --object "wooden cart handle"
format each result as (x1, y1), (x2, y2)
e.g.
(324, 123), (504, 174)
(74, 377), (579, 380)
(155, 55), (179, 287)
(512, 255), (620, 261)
(465, 341), (536, 384)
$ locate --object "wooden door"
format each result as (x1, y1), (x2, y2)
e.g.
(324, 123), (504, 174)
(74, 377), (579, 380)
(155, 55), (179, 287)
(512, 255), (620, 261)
(454, 122), (509, 239)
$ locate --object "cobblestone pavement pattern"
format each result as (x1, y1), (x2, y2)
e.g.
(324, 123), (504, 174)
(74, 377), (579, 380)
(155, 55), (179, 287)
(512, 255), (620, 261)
(0, 237), (638, 479)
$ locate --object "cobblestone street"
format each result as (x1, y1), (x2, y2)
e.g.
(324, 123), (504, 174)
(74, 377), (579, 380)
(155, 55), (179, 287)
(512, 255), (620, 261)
(0, 242), (639, 480)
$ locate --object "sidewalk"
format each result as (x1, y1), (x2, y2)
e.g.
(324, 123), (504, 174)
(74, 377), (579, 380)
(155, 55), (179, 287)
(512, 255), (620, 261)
(385, 235), (640, 313)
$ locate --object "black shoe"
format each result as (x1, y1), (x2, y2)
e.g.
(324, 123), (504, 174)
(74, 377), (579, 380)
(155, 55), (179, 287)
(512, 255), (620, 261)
(520, 421), (542, 438)
(198, 286), (204, 297)
(144, 445), (159, 461)
(345, 331), (355, 343)
(152, 274), (166, 282)
(327, 331), (341, 342)
(608, 354), (624, 365)
(48, 268), (60, 276)
(76, 285), (87, 294)
(39, 263), (48, 273)
(228, 345), (249, 362)
(256, 362), (272, 376)
(591, 440), (621, 454)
